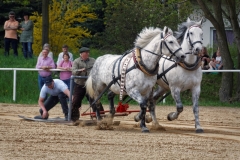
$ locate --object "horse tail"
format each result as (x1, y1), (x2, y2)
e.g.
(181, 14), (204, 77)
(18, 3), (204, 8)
(86, 75), (94, 98)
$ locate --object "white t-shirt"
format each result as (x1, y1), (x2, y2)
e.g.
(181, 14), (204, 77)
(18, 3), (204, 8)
(216, 56), (221, 62)
(40, 79), (68, 98)
(56, 52), (73, 65)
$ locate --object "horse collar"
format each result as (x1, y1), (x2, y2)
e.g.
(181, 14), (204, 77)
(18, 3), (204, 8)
(133, 48), (159, 76)
(178, 56), (202, 71)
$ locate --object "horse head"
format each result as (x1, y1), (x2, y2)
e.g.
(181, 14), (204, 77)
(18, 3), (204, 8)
(161, 26), (185, 62)
(184, 18), (203, 55)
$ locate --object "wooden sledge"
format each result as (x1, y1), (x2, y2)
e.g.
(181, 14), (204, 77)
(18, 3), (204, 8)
(18, 115), (120, 126)
(18, 115), (71, 124)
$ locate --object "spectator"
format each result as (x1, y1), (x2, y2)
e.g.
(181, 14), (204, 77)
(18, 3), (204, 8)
(36, 48), (55, 90)
(71, 47), (104, 121)
(19, 12), (34, 59)
(38, 43), (54, 59)
(209, 48), (223, 70)
(3, 11), (19, 57)
(57, 53), (73, 89)
(56, 44), (73, 66)
(200, 47), (210, 70)
(34, 76), (70, 121)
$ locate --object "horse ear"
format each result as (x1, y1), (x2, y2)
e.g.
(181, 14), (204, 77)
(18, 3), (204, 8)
(197, 17), (203, 26)
(163, 26), (173, 35)
(187, 17), (191, 22)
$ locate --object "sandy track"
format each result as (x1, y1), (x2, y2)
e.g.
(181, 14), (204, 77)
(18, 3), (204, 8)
(0, 103), (240, 160)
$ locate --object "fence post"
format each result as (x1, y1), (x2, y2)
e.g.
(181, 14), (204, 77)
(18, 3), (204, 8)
(13, 69), (16, 101)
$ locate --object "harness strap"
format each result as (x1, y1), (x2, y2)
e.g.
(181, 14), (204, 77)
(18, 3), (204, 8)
(120, 54), (132, 101)
(157, 62), (177, 79)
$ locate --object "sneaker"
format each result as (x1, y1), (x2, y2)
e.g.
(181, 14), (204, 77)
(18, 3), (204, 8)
(65, 115), (68, 121)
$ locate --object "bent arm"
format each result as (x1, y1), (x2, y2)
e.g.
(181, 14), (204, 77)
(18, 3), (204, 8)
(38, 97), (48, 118)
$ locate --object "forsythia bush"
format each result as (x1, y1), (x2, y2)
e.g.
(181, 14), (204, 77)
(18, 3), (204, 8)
(31, 0), (97, 56)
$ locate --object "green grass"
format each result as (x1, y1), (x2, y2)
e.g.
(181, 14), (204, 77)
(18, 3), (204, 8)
(0, 48), (240, 107)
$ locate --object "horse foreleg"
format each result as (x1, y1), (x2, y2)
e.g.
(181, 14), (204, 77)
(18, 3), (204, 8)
(167, 89), (183, 121)
(148, 102), (166, 131)
(139, 102), (149, 133)
(192, 88), (203, 133)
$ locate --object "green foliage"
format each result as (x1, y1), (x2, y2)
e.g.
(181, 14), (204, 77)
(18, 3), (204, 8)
(99, 0), (193, 53)
(31, 0), (97, 56)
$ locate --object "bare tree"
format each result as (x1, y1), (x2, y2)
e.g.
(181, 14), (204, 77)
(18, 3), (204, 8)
(42, 0), (49, 46)
(197, 0), (234, 102)
(224, 0), (240, 101)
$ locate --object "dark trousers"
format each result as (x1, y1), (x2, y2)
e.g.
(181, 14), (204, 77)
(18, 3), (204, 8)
(4, 38), (18, 56)
(71, 84), (86, 121)
(39, 92), (68, 118)
(71, 84), (104, 121)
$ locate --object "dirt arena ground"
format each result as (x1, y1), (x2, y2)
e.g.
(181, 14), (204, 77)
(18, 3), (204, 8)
(0, 103), (240, 160)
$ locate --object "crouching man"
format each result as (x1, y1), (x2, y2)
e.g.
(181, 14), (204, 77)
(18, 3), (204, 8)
(34, 75), (71, 121)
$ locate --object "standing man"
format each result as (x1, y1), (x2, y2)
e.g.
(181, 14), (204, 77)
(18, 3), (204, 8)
(71, 47), (104, 121)
(36, 48), (55, 90)
(19, 12), (34, 59)
(3, 11), (19, 57)
(56, 44), (73, 66)
(34, 76), (70, 121)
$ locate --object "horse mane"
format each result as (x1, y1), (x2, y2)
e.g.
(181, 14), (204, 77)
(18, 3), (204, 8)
(174, 21), (198, 44)
(134, 27), (162, 48)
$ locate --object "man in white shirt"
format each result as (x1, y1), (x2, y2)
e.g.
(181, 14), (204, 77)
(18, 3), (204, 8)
(34, 76), (71, 121)
(56, 44), (73, 65)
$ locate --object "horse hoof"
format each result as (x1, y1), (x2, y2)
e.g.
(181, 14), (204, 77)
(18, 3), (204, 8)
(141, 127), (149, 133)
(167, 112), (177, 121)
(167, 114), (173, 121)
(145, 115), (152, 123)
(196, 129), (204, 133)
(134, 114), (140, 122)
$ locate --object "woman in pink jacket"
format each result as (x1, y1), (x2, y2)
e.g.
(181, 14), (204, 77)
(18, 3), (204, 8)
(57, 53), (73, 89)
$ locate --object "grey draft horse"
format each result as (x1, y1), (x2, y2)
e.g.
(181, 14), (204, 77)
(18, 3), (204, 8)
(148, 18), (204, 133)
(86, 26), (185, 132)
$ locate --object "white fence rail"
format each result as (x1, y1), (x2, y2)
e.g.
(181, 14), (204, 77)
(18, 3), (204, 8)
(0, 68), (240, 102)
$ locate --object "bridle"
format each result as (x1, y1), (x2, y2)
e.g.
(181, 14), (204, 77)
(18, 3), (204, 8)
(134, 32), (182, 76)
(186, 25), (203, 52)
(137, 32), (182, 58)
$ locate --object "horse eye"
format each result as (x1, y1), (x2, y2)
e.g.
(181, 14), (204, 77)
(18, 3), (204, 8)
(190, 32), (193, 35)
(169, 41), (173, 44)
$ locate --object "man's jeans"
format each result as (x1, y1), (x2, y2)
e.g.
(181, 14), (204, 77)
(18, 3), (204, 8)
(22, 42), (33, 58)
(39, 92), (68, 119)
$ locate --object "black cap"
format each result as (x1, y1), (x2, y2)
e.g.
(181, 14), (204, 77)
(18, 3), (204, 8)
(79, 47), (90, 53)
(44, 76), (53, 86)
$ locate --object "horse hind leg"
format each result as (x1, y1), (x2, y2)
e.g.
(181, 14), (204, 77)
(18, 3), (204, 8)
(96, 91), (115, 130)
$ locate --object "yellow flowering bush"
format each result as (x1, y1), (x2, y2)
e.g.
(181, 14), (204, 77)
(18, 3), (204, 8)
(31, 0), (96, 56)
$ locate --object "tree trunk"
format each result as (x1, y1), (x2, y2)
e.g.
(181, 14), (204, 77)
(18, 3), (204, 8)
(42, 0), (49, 46)
(225, 0), (240, 101)
(197, 0), (234, 102)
